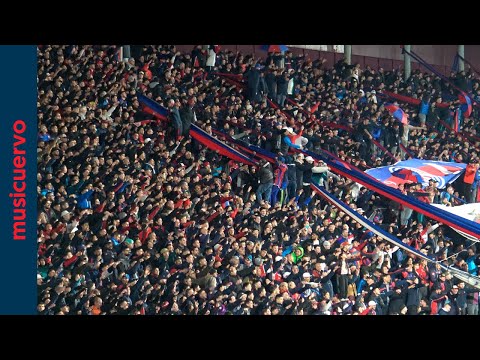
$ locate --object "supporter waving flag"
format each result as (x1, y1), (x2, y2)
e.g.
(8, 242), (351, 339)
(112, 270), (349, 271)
(458, 92), (472, 118)
(384, 103), (409, 125)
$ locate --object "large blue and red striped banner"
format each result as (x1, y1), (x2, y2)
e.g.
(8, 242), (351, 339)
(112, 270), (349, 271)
(189, 124), (257, 166)
(211, 129), (278, 164)
(137, 94), (169, 120)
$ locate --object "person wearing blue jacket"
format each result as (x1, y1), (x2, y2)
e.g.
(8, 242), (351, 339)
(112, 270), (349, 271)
(76, 188), (95, 209)
(418, 94), (430, 127)
(466, 248), (479, 276)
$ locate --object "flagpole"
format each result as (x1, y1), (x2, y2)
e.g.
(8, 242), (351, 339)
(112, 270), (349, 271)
(344, 45), (351, 65)
(122, 45), (130, 61)
(404, 45), (411, 80)
(458, 45), (465, 72)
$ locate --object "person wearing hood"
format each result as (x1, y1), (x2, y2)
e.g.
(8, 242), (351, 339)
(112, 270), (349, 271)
(291, 246), (304, 264)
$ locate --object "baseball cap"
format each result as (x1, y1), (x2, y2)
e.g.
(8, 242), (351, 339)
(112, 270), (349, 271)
(368, 301), (376, 306)
(305, 156), (314, 163)
(61, 210), (70, 217)
(302, 272), (312, 278)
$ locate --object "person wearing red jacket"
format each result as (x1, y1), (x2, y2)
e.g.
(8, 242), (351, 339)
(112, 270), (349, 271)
(141, 60), (153, 80)
(463, 162), (479, 203)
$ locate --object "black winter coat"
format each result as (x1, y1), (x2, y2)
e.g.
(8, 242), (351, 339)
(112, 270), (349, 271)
(258, 164), (273, 184)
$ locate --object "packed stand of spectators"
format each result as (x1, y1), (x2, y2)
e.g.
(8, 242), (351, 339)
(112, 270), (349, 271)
(37, 45), (480, 315)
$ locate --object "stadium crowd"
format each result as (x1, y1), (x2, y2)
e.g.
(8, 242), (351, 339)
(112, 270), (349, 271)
(37, 45), (480, 315)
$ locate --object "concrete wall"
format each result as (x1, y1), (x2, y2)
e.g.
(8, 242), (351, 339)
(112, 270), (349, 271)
(174, 45), (480, 75)
(351, 45), (458, 67)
